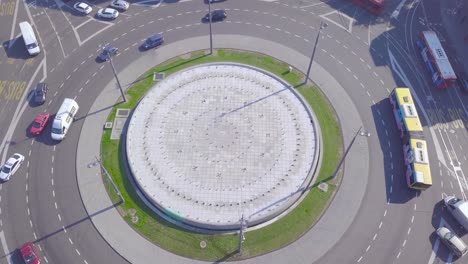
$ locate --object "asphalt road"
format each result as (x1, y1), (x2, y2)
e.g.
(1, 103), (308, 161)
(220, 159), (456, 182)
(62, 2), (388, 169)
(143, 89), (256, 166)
(0, 0), (467, 263)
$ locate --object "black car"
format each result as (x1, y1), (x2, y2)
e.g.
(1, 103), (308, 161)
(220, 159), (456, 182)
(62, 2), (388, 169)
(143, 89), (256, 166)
(33, 82), (47, 105)
(98, 46), (118, 61)
(203, 10), (227, 22)
(142, 34), (164, 50)
(456, 72), (468, 93)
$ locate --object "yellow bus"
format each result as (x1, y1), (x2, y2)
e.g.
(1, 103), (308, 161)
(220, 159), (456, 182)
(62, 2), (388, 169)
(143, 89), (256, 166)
(389, 88), (423, 140)
(403, 137), (432, 190)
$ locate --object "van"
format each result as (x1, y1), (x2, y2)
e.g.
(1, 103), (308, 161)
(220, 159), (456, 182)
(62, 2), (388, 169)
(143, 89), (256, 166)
(51, 99), (79, 141)
(444, 196), (468, 231)
(19, 21), (40, 56)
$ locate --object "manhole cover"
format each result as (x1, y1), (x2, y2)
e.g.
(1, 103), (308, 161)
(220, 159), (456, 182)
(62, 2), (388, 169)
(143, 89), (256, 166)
(200, 241), (207, 248)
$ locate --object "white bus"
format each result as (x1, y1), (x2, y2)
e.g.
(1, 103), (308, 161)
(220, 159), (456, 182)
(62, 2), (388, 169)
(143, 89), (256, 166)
(19, 21), (40, 56)
(51, 99), (79, 141)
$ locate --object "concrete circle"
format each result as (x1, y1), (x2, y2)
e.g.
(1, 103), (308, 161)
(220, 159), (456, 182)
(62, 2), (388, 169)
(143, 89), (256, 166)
(126, 63), (319, 230)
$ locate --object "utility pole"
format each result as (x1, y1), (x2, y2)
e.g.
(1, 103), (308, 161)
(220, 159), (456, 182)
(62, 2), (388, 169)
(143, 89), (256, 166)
(305, 21), (327, 85)
(208, 0), (213, 55)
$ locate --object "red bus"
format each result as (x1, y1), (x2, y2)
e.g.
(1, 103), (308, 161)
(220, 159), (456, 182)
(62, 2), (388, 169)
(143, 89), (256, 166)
(351, 0), (384, 15)
(416, 31), (457, 89)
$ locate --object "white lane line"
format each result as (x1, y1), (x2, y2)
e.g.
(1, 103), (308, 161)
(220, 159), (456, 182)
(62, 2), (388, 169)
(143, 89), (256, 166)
(29, 220), (33, 227)
(69, 238), (73, 244)
(379, 221), (383, 229)
(366, 245), (371, 252)
(402, 239), (407, 247)
(58, 213), (61, 221)
(27, 208), (30, 215)
(55, 202), (57, 209)
(373, 233), (377, 240)
(0, 231), (12, 264)
(75, 249), (81, 255)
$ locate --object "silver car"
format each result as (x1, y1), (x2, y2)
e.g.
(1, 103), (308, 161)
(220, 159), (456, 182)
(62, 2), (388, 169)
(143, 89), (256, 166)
(436, 227), (468, 257)
(97, 8), (119, 19)
(0, 153), (25, 181)
(110, 0), (129, 11)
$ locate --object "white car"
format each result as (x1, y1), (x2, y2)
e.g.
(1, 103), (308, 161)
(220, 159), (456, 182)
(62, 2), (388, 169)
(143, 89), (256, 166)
(110, 0), (129, 11)
(0, 153), (25, 181)
(97, 8), (119, 19)
(73, 2), (92, 15)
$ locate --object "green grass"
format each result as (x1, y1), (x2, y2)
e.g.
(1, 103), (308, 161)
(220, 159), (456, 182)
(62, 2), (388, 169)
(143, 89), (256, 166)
(101, 49), (342, 261)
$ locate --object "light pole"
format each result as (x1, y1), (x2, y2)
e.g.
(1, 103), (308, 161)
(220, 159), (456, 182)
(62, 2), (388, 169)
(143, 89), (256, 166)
(100, 44), (127, 103)
(332, 126), (370, 179)
(237, 214), (247, 254)
(305, 21), (327, 85)
(208, 0), (213, 54)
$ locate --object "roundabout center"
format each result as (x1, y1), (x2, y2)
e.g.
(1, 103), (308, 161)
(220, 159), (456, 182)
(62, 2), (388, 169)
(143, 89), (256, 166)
(126, 63), (321, 231)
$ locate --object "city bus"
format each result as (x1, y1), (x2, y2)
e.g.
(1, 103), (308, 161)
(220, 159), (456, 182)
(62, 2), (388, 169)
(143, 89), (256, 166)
(389, 87), (423, 141)
(417, 31), (456, 88)
(403, 137), (432, 190)
(351, 0), (384, 15)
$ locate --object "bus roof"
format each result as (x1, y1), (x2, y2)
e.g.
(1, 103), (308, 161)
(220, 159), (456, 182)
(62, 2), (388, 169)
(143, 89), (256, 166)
(410, 138), (432, 185)
(422, 31), (456, 80)
(394, 88), (423, 132)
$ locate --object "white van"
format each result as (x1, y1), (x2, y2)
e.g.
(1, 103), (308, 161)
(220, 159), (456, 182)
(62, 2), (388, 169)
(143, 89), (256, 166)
(19, 21), (40, 56)
(51, 99), (79, 141)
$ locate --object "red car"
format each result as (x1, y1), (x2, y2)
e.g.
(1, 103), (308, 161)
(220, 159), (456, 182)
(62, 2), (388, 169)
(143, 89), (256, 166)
(20, 242), (40, 264)
(30, 113), (50, 136)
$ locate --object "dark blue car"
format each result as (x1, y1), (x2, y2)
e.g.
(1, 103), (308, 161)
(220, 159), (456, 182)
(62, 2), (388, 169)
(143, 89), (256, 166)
(142, 34), (164, 50)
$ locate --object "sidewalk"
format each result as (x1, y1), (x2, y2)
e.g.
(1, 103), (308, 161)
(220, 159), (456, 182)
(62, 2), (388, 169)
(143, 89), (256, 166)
(440, 1), (468, 73)
(76, 35), (369, 263)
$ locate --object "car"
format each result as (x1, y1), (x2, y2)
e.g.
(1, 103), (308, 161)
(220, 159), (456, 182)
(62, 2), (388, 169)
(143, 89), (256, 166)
(0, 153), (25, 181)
(73, 2), (92, 15)
(20, 242), (40, 264)
(142, 34), (164, 50)
(97, 8), (119, 19)
(206, 0), (226, 3)
(456, 72), (468, 93)
(110, 0), (129, 11)
(436, 227), (468, 257)
(203, 10), (227, 22)
(33, 82), (47, 105)
(98, 46), (118, 61)
(30, 112), (50, 136)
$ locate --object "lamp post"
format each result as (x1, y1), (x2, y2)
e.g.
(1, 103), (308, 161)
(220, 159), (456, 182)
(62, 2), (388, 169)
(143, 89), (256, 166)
(208, 0), (213, 55)
(332, 126), (370, 179)
(305, 21), (327, 85)
(100, 44), (127, 103)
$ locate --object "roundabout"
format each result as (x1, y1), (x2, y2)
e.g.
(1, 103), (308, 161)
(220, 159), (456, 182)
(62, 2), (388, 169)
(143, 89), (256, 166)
(126, 63), (319, 230)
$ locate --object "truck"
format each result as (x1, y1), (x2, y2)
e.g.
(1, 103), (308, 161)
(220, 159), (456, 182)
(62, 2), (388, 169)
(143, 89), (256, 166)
(444, 196), (468, 231)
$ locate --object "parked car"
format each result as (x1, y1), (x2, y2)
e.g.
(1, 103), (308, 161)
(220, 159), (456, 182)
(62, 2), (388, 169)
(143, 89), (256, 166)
(456, 72), (468, 93)
(33, 82), (47, 105)
(203, 10), (227, 22)
(73, 2), (92, 14)
(110, 0), (129, 11)
(436, 227), (468, 257)
(20, 242), (40, 264)
(142, 34), (164, 50)
(97, 8), (119, 19)
(0, 153), (24, 181)
(98, 46), (118, 61)
(30, 112), (50, 136)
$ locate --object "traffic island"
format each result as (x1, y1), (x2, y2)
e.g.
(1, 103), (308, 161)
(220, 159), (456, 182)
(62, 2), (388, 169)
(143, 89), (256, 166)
(101, 49), (342, 261)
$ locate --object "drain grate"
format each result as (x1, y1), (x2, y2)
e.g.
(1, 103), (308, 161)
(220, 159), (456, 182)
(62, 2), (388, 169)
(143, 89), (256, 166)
(116, 109), (130, 118)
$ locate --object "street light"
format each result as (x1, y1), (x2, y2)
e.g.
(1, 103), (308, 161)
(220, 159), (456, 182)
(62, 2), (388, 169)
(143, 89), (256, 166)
(100, 44), (127, 103)
(304, 21), (327, 85)
(208, 0), (213, 55)
(332, 126), (370, 179)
